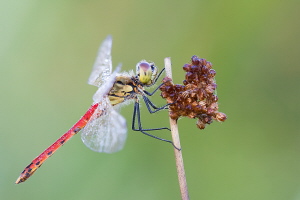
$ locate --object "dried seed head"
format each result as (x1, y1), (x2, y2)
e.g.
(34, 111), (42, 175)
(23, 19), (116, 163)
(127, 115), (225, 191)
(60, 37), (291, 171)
(214, 112), (227, 122)
(196, 118), (206, 129)
(160, 55), (227, 130)
(183, 64), (191, 72)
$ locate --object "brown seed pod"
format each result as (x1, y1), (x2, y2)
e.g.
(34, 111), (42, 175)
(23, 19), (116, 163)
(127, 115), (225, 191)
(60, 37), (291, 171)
(160, 55), (227, 129)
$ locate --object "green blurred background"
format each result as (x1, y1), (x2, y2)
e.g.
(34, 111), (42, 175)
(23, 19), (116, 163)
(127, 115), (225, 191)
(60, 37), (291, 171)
(1, 0), (299, 199)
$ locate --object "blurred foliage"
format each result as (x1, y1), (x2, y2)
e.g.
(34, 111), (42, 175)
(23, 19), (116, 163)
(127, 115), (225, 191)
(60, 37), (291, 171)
(1, 0), (300, 200)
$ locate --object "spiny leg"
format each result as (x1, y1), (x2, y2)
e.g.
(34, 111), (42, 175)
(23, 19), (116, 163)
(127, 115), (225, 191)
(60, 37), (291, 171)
(142, 95), (171, 113)
(143, 82), (165, 96)
(132, 100), (180, 150)
(132, 101), (169, 132)
(142, 67), (170, 110)
(145, 67), (166, 96)
(150, 68), (165, 87)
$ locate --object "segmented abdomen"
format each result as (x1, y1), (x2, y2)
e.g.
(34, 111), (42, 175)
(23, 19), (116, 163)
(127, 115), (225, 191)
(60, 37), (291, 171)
(15, 103), (99, 184)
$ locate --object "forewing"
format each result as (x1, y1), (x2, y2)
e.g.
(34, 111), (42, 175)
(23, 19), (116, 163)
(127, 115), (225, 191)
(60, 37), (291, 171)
(88, 35), (112, 87)
(81, 98), (127, 153)
(92, 63), (121, 103)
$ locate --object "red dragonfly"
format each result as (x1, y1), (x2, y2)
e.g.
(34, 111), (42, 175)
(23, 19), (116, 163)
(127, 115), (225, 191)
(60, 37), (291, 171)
(16, 35), (173, 184)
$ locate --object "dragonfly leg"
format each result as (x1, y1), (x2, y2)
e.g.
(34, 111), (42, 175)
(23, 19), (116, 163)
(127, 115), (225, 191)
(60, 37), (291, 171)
(142, 95), (171, 113)
(132, 101), (170, 131)
(144, 67), (169, 96)
(144, 67), (165, 93)
(149, 67), (165, 87)
(143, 82), (165, 96)
(132, 101), (180, 150)
(142, 67), (170, 110)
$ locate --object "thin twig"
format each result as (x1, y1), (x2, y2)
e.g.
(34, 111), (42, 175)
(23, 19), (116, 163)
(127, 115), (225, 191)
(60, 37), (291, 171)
(164, 57), (190, 200)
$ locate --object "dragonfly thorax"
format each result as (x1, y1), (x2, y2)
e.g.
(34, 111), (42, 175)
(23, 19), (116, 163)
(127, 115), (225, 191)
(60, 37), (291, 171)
(136, 60), (158, 86)
(108, 60), (159, 107)
(108, 76), (139, 106)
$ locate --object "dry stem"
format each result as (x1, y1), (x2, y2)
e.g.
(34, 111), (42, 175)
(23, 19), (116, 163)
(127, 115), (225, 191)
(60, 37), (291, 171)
(164, 57), (190, 200)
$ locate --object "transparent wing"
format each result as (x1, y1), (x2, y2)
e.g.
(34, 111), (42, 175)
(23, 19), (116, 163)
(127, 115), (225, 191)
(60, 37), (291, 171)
(81, 97), (127, 153)
(92, 63), (121, 103)
(88, 35), (113, 87)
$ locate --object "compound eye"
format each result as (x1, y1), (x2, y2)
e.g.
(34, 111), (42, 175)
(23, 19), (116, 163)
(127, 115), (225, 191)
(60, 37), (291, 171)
(150, 64), (155, 71)
(139, 62), (150, 72)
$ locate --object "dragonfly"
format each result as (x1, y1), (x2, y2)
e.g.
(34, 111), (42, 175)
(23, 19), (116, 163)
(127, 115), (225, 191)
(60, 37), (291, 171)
(15, 35), (177, 184)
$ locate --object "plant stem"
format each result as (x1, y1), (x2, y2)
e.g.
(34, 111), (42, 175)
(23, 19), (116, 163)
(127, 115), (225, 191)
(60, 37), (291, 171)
(164, 57), (190, 200)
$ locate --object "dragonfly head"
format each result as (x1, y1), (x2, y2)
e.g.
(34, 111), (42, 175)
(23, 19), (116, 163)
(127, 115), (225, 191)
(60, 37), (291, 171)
(136, 60), (158, 86)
